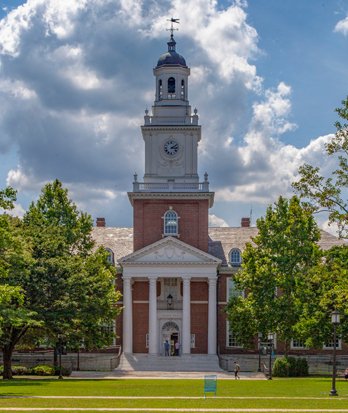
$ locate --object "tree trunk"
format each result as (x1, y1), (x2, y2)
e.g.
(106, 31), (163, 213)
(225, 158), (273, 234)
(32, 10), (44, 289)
(53, 345), (58, 368)
(284, 340), (290, 357)
(2, 345), (14, 380)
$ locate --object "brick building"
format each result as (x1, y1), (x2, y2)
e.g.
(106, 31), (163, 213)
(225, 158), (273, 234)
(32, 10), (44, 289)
(92, 33), (346, 363)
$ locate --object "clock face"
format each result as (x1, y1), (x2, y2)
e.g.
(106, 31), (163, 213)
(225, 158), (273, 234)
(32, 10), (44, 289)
(164, 140), (179, 156)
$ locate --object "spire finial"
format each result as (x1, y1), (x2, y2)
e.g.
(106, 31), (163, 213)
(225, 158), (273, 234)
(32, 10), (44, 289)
(166, 18), (179, 51)
(166, 17), (180, 38)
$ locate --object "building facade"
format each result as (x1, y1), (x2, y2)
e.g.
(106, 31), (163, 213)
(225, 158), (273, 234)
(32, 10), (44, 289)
(92, 33), (347, 359)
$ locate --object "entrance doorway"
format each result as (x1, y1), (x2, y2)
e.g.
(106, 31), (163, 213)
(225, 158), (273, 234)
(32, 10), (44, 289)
(161, 321), (180, 356)
(171, 332), (180, 356)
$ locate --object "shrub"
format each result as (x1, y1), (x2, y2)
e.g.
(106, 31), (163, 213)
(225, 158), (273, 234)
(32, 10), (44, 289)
(272, 357), (289, 377)
(287, 356), (297, 377)
(296, 357), (309, 376)
(272, 356), (309, 377)
(0, 365), (29, 376)
(11, 365), (29, 376)
(30, 364), (55, 376)
(54, 365), (72, 377)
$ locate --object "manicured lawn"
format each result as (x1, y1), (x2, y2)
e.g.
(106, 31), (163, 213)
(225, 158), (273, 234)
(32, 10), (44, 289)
(0, 377), (348, 412)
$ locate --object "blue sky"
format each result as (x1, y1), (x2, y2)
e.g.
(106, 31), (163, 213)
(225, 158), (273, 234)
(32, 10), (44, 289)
(0, 0), (347, 233)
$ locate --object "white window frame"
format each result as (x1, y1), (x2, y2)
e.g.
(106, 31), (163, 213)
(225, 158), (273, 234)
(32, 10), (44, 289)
(105, 248), (114, 265)
(145, 333), (149, 349)
(323, 338), (341, 350)
(290, 339), (306, 350)
(226, 321), (243, 348)
(163, 209), (179, 236)
(229, 248), (242, 266)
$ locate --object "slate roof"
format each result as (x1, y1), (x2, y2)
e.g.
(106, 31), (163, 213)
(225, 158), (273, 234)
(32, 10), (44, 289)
(92, 226), (346, 267)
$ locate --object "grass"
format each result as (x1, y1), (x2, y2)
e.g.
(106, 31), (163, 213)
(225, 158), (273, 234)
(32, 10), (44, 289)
(0, 377), (348, 412)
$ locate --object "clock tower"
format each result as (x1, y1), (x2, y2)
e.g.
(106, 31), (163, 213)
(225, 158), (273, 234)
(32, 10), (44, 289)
(128, 30), (214, 252)
(120, 25), (220, 358)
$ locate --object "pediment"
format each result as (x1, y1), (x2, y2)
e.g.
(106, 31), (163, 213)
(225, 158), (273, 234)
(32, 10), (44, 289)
(120, 237), (221, 265)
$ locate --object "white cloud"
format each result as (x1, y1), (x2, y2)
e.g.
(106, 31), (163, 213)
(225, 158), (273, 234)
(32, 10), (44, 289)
(209, 214), (229, 227)
(334, 16), (348, 36)
(0, 1), (339, 229)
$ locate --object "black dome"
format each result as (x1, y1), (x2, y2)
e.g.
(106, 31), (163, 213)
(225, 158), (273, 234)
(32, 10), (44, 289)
(157, 51), (187, 67)
(156, 34), (187, 68)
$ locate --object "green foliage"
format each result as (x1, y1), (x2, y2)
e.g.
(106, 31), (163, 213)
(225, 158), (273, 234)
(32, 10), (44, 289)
(0, 365), (29, 375)
(226, 196), (321, 351)
(30, 364), (55, 376)
(1, 180), (121, 379)
(296, 358), (309, 376)
(294, 245), (348, 346)
(0, 187), (17, 210)
(293, 97), (348, 239)
(272, 357), (309, 377)
(272, 357), (289, 377)
(54, 365), (72, 376)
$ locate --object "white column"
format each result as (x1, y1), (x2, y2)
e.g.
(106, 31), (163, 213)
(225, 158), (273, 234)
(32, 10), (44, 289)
(122, 277), (133, 353)
(182, 277), (191, 354)
(148, 277), (158, 354)
(208, 277), (217, 354)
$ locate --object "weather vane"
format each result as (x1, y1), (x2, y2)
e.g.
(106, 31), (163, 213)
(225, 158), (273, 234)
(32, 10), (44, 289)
(166, 17), (180, 37)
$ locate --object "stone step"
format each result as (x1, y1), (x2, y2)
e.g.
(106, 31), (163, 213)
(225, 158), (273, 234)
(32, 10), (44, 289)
(118, 353), (223, 372)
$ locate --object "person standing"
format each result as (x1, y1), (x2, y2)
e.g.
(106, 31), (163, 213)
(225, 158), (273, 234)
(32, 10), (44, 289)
(234, 361), (240, 379)
(175, 341), (180, 356)
(164, 340), (170, 356)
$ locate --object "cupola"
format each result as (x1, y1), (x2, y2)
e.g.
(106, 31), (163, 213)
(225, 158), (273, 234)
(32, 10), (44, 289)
(156, 34), (187, 68)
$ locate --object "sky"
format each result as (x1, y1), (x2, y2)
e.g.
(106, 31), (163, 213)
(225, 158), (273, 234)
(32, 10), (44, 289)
(0, 0), (347, 233)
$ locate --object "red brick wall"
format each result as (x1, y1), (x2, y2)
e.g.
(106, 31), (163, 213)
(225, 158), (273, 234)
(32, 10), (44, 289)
(133, 199), (209, 251)
(133, 303), (148, 353)
(191, 303), (208, 353)
(191, 281), (208, 301)
(191, 281), (208, 353)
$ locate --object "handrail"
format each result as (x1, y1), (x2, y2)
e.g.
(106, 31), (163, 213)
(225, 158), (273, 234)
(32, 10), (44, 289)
(133, 181), (209, 192)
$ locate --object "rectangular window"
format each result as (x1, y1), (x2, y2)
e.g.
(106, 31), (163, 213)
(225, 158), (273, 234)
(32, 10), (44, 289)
(323, 338), (341, 350)
(291, 339), (306, 349)
(145, 333), (149, 349)
(227, 278), (244, 301)
(164, 278), (177, 287)
(226, 321), (242, 348)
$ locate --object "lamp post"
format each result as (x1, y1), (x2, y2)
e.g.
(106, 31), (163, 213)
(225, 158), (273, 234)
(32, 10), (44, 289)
(57, 335), (63, 380)
(330, 310), (340, 397)
(267, 333), (274, 380)
(257, 332), (262, 372)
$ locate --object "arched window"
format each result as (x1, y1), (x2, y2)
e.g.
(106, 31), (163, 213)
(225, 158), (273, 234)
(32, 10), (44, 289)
(158, 79), (162, 100)
(105, 248), (114, 265)
(229, 248), (241, 266)
(168, 77), (175, 96)
(180, 79), (185, 99)
(163, 209), (179, 236)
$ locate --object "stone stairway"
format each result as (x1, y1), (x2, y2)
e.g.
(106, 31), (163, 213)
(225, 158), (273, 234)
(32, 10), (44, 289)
(117, 353), (223, 373)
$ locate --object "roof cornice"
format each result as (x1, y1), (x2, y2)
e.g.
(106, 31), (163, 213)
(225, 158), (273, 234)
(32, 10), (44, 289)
(128, 191), (215, 207)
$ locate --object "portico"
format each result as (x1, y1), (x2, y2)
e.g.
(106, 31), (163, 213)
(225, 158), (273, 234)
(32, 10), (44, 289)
(120, 237), (221, 356)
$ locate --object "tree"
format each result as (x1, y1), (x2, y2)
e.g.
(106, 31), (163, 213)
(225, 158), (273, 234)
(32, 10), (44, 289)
(226, 196), (321, 353)
(0, 205), (41, 379)
(22, 179), (121, 353)
(293, 97), (348, 239)
(1, 180), (121, 379)
(0, 187), (16, 210)
(294, 245), (348, 348)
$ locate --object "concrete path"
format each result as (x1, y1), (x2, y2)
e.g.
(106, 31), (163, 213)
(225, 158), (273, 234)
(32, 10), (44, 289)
(69, 370), (266, 380)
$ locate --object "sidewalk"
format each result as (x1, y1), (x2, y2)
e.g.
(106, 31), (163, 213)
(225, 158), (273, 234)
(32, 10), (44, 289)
(70, 370), (266, 379)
